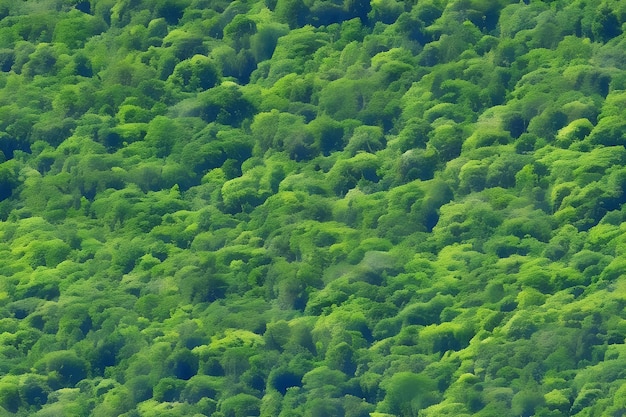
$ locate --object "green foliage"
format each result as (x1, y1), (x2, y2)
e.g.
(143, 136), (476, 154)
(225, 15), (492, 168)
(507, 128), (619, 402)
(0, 382), (21, 413)
(379, 372), (438, 417)
(36, 350), (89, 387)
(52, 10), (107, 49)
(166, 348), (199, 380)
(1, 1), (626, 416)
(168, 55), (221, 92)
(327, 153), (381, 195)
(144, 116), (182, 158)
(197, 84), (256, 125)
(224, 15), (257, 50)
(346, 125), (385, 156)
(19, 375), (50, 408)
(0, 160), (20, 200)
(153, 377), (186, 402)
(220, 393), (261, 417)
(274, 0), (308, 29)
(318, 78), (371, 121)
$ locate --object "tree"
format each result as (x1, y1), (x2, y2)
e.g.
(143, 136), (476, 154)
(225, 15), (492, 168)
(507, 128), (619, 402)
(153, 378), (186, 402)
(379, 372), (438, 417)
(21, 43), (62, 78)
(126, 375), (154, 403)
(220, 393), (261, 417)
(325, 341), (357, 375)
(345, 125), (385, 156)
(588, 116), (626, 147)
(555, 118), (593, 148)
(458, 159), (490, 193)
(224, 15), (257, 50)
(250, 110), (281, 154)
(0, 48), (14, 72)
(302, 365), (347, 398)
(309, 1), (348, 27)
(428, 123), (465, 161)
(144, 116), (182, 157)
(318, 78), (370, 121)
(327, 153), (381, 195)
(307, 115), (345, 155)
(274, 0), (308, 28)
(166, 349), (199, 380)
(396, 148), (439, 183)
(369, 0), (405, 24)
(511, 389), (545, 417)
(0, 382), (20, 413)
(220, 169), (269, 213)
(162, 29), (206, 60)
(345, 0), (372, 23)
(22, 238), (71, 269)
(268, 367), (302, 394)
(250, 23), (289, 62)
(37, 350), (89, 387)
(592, 6), (622, 42)
(0, 160), (19, 201)
(52, 10), (107, 49)
(395, 117), (431, 151)
(197, 84), (256, 126)
(168, 55), (221, 92)
(180, 375), (221, 403)
(11, 13), (57, 44)
(303, 398), (343, 417)
(155, 0), (189, 25)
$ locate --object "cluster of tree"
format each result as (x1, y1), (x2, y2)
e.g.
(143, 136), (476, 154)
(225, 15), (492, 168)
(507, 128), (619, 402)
(1, 0), (626, 416)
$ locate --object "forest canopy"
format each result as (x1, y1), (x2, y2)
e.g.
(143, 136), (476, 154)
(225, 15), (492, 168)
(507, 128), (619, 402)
(1, 0), (626, 416)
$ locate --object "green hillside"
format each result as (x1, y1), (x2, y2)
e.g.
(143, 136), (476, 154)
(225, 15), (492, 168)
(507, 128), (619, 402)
(1, 0), (626, 415)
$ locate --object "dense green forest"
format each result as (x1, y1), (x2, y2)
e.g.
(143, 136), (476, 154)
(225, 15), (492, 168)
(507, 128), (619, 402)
(1, 0), (626, 415)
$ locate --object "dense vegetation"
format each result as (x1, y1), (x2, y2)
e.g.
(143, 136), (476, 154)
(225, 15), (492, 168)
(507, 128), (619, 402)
(1, 0), (626, 415)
